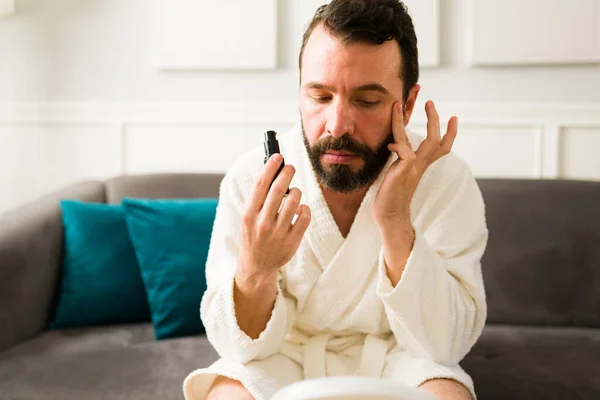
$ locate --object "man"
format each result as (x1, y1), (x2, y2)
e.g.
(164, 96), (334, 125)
(183, 1), (488, 399)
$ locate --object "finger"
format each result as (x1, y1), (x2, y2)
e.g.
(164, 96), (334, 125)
(433, 116), (458, 162)
(276, 187), (302, 229)
(426, 100), (441, 142)
(262, 164), (296, 218)
(391, 101), (408, 145)
(290, 204), (311, 236)
(443, 116), (458, 148)
(247, 154), (284, 214)
(416, 101), (441, 160)
(388, 142), (416, 164)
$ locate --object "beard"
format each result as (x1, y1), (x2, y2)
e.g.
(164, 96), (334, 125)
(301, 120), (394, 193)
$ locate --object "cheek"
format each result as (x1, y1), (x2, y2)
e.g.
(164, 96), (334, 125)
(300, 102), (326, 144)
(356, 110), (392, 149)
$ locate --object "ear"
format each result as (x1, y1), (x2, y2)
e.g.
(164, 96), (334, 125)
(402, 84), (421, 126)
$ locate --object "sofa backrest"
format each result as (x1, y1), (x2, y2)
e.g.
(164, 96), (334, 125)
(105, 173), (224, 203)
(478, 178), (600, 328)
(105, 173), (600, 329)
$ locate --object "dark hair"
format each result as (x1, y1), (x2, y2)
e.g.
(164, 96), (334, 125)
(298, 0), (419, 102)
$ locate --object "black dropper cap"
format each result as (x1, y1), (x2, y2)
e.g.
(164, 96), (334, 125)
(263, 130), (289, 194)
(264, 130), (281, 158)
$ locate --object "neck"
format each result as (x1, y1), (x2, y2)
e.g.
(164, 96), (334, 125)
(321, 185), (368, 205)
(320, 184), (369, 238)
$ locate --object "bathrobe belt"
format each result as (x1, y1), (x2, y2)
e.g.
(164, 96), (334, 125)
(303, 334), (388, 379)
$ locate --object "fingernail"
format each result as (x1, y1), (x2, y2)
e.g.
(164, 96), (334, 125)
(396, 103), (403, 113)
(272, 154), (282, 162)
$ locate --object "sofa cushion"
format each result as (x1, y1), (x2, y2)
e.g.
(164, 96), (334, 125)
(2, 324), (598, 400)
(0, 324), (219, 400)
(477, 179), (600, 328)
(461, 324), (600, 400)
(50, 200), (151, 330)
(122, 198), (218, 340)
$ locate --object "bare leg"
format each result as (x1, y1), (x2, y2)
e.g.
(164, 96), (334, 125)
(419, 378), (473, 400)
(205, 376), (255, 400)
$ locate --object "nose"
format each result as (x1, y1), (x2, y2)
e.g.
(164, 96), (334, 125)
(325, 99), (354, 138)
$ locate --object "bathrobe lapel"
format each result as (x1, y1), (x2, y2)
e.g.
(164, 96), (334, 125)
(299, 146), (396, 330)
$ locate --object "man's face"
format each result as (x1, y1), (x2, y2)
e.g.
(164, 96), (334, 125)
(299, 24), (417, 193)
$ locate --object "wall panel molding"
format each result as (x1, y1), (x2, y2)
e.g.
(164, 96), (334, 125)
(148, 0), (278, 70)
(1, 101), (600, 213)
(467, 0), (600, 66)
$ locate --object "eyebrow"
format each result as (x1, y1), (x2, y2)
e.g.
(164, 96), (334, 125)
(304, 82), (389, 95)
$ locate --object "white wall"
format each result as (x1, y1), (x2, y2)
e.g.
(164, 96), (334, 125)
(1, 0), (600, 213)
(2, 0), (600, 103)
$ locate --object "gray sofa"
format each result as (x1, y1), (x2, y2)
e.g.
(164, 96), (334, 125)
(1, 173), (599, 400)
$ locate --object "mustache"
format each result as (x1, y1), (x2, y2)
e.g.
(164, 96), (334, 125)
(312, 134), (373, 157)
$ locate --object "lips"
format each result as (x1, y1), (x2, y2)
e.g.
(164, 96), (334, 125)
(322, 151), (358, 165)
(325, 150), (355, 156)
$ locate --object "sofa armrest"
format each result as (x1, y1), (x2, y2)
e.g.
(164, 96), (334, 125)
(0, 181), (106, 351)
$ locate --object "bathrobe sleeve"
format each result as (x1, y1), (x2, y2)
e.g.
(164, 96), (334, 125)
(376, 161), (488, 366)
(200, 166), (297, 364)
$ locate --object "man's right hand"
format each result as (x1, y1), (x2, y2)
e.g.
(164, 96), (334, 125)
(233, 154), (310, 339)
(237, 153), (311, 288)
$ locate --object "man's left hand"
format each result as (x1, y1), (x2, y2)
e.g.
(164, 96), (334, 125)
(373, 100), (458, 240)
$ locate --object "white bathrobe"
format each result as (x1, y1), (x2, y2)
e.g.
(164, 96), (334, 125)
(183, 122), (488, 400)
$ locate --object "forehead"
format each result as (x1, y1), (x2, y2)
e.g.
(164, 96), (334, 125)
(300, 24), (402, 87)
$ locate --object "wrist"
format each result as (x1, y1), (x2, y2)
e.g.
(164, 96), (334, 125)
(381, 222), (415, 246)
(233, 264), (279, 340)
(381, 224), (415, 287)
(382, 227), (415, 258)
(235, 263), (278, 296)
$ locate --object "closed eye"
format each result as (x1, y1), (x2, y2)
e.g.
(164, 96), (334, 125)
(357, 99), (380, 107)
(313, 96), (332, 103)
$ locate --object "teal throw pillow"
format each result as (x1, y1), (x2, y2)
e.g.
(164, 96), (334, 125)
(122, 198), (217, 340)
(50, 200), (151, 329)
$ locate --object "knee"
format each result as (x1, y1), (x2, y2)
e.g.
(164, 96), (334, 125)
(206, 376), (255, 400)
(419, 378), (473, 400)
